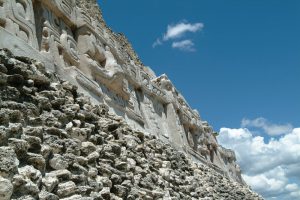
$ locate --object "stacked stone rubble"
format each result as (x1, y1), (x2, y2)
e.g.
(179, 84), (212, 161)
(0, 0), (244, 182)
(0, 49), (263, 200)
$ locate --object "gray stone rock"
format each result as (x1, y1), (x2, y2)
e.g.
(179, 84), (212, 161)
(87, 151), (100, 162)
(23, 127), (44, 140)
(42, 175), (59, 193)
(22, 135), (42, 153)
(18, 165), (42, 184)
(49, 154), (69, 170)
(38, 190), (59, 200)
(8, 138), (29, 158)
(88, 168), (98, 178)
(113, 185), (128, 198)
(99, 187), (111, 199)
(0, 73), (7, 86)
(0, 129), (8, 148)
(0, 146), (19, 178)
(70, 127), (88, 141)
(111, 173), (121, 185)
(97, 176), (112, 188)
(80, 142), (97, 156)
(114, 160), (128, 171)
(7, 123), (23, 139)
(56, 181), (77, 198)
(0, 176), (13, 200)
(26, 153), (46, 173)
(47, 169), (72, 182)
(0, 64), (8, 73)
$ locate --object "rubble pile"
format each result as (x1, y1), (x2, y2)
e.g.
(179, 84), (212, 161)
(0, 49), (262, 200)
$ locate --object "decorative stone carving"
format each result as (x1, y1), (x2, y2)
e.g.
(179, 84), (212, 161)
(60, 30), (80, 67)
(103, 45), (123, 76)
(0, 0), (38, 48)
(76, 27), (106, 78)
(0, 0), (246, 185)
(76, 7), (93, 28)
(187, 129), (195, 149)
(57, 0), (75, 18)
(38, 7), (62, 60)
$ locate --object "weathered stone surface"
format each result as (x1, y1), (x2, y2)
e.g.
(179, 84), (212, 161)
(0, 176), (13, 200)
(12, 166), (42, 198)
(49, 154), (69, 170)
(42, 175), (59, 193)
(38, 190), (59, 200)
(100, 187), (111, 199)
(57, 181), (77, 198)
(0, 3), (263, 199)
(47, 170), (72, 182)
(0, 147), (19, 179)
(26, 153), (46, 173)
(8, 139), (29, 158)
(0, 0), (244, 185)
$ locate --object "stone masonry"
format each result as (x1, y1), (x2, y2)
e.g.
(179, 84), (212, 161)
(0, 48), (263, 200)
(0, 0), (246, 184)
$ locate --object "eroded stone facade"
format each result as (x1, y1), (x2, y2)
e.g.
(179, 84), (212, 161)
(0, 49), (262, 200)
(0, 0), (242, 183)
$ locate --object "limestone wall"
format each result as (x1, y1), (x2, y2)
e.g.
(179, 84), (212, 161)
(0, 0), (243, 183)
(0, 49), (262, 200)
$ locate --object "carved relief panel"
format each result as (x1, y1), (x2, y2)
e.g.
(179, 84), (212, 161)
(128, 64), (137, 80)
(101, 84), (126, 108)
(38, 6), (62, 61)
(76, 27), (106, 78)
(1, 0), (38, 49)
(147, 97), (169, 137)
(141, 94), (159, 134)
(60, 30), (80, 67)
(127, 84), (141, 116)
(56, 0), (75, 19)
(41, 0), (76, 23)
(76, 8), (93, 28)
(34, 3), (79, 68)
(92, 18), (104, 37)
(141, 71), (151, 89)
(186, 128), (196, 149)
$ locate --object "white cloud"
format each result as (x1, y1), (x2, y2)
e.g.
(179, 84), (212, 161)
(241, 117), (293, 136)
(152, 38), (162, 48)
(218, 126), (300, 200)
(152, 21), (204, 51)
(163, 22), (204, 41)
(172, 40), (195, 52)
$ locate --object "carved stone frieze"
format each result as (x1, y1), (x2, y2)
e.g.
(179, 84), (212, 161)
(0, 0), (245, 184)
(0, 0), (38, 48)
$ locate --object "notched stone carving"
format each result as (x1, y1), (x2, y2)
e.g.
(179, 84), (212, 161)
(60, 30), (80, 67)
(0, 0), (38, 48)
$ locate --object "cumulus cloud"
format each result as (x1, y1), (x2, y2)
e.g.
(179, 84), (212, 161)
(241, 117), (293, 136)
(218, 126), (300, 200)
(172, 40), (195, 52)
(163, 22), (204, 41)
(152, 21), (204, 51)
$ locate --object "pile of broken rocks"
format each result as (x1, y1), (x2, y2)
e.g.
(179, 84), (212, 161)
(0, 49), (263, 200)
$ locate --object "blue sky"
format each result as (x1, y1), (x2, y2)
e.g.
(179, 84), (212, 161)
(99, 0), (300, 131)
(98, 1), (300, 199)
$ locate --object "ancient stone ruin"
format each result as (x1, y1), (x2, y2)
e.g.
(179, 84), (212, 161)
(0, 0), (262, 199)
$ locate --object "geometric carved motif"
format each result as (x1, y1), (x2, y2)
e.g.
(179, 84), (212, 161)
(6, 0), (38, 48)
(60, 31), (80, 67)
